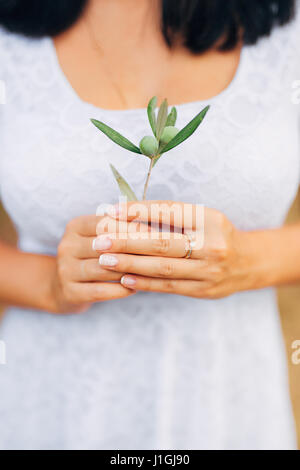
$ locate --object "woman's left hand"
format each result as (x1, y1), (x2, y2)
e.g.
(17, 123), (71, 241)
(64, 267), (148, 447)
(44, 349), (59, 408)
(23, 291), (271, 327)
(93, 201), (257, 299)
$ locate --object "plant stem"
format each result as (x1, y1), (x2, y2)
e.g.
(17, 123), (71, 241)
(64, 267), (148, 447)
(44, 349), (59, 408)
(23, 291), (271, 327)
(143, 157), (155, 200)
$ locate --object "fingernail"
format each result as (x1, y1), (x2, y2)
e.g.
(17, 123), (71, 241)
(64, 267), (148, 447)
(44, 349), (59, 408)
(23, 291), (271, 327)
(99, 254), (119, 267)
(96, 203), (112, 217)
(121, 275), (137, 287)
(92, 237), (112, 251)
(107, 204), (121, 218)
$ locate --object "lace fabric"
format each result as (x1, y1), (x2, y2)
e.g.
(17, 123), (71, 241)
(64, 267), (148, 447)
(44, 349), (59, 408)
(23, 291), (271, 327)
(0, 11), (299, 449)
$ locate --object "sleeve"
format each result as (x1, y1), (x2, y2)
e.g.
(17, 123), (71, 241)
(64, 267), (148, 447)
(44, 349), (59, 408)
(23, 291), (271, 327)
(294, 5), (300, 184)
(0, 27), (10, 200)
(293, 2), (300, 77)
(285, 3), (300, 185)
(0, 26), (10, 105)
(0, 31), (5, 200)
(291, 2), (300, 90)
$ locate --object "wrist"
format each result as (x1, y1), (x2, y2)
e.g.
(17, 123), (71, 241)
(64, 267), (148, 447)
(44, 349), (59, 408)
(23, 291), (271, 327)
(235, 229), (282, 292)
(46, 258), (85, 315)
(36, 255), (62, 313)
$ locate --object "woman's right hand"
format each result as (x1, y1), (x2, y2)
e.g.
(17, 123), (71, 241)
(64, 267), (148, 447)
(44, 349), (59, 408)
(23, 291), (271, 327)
(51, 215), (136, 314)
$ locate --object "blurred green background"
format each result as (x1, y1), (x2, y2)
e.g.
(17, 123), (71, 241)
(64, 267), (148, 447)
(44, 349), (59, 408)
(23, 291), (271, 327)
(1, 196), (300, 448)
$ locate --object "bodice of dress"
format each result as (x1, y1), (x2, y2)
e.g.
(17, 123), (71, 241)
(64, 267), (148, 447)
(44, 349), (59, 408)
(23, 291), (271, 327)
(0, 9), (299, 450)
(0, 15), (300, 252)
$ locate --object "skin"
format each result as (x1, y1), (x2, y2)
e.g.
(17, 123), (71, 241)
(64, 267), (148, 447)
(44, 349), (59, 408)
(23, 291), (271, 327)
(93, 202), (300, 299)
(1, 0), (300, 313)
(53, 0), (242, 109)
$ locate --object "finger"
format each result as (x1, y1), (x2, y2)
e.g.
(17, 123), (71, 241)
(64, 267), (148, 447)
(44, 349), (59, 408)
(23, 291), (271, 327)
(66, 215), (152, 258)
(70, 221), (154, 259)
(69, 282), (136, 303)
(80, 237), (100, 259)
(96, 219), (151, 236)
(120, 275), (210, 297)
(93, 232), (190, 258)
(107, 200), (204, 231)
(99, 253), (209, 280)
(66, 215), (104, 237)
(93, 232), (204, 259)
(74, 259), (124, 282)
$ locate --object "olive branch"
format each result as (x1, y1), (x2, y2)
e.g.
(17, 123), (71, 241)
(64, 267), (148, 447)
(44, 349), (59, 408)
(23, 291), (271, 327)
(91, 97), (210, 201)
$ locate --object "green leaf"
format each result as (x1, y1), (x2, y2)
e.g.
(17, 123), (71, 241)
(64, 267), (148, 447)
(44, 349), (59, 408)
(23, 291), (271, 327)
(160, 105), (210, 154)
(155, 99), (168, 141)
(147, 96), (157, 136)
(166, 107), (177, 127)
(91, 119), (142, 154)
(153, 105), (210, 167)
(110, 164), (138, 201)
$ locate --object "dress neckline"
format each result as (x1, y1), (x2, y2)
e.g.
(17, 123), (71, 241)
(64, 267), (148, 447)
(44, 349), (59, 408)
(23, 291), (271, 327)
(47, 36), (248, 115)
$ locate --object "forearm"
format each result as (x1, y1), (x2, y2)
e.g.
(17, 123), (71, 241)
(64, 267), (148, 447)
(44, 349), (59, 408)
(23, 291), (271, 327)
(0, 240), (57, 312)
(243, 222), (300, 290)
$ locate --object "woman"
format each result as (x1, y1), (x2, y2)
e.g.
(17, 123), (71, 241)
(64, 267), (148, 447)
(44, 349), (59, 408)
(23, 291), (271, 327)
(0, 0), (299, 450)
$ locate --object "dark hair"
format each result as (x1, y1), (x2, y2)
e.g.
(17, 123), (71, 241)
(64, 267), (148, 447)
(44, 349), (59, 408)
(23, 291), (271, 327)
(0, 0), (88, 37)
(0, 0), (296, 53)
(163, 0), (296, 53)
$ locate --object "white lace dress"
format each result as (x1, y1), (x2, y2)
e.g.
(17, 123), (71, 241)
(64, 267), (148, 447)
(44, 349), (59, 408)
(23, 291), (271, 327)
(0, 11), (300, 450)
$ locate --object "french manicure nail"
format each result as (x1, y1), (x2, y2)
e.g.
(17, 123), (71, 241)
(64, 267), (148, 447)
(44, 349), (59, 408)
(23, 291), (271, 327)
(121, 275), (137, 287)
(99, 254), (118, 267)
(92, 237), (112, 251)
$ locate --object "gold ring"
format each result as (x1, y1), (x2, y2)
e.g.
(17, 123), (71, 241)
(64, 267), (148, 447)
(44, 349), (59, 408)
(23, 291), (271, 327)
(183, 232), (195, 259)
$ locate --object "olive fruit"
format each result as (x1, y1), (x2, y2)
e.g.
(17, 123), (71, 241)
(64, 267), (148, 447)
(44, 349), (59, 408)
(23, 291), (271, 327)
(160, 126), (180, 145)
(139, 136), (159, 157)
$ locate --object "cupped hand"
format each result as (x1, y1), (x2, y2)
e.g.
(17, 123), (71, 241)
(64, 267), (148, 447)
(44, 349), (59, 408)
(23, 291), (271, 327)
(51, 214), (142, 313)
(93, 201), (256, 299)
